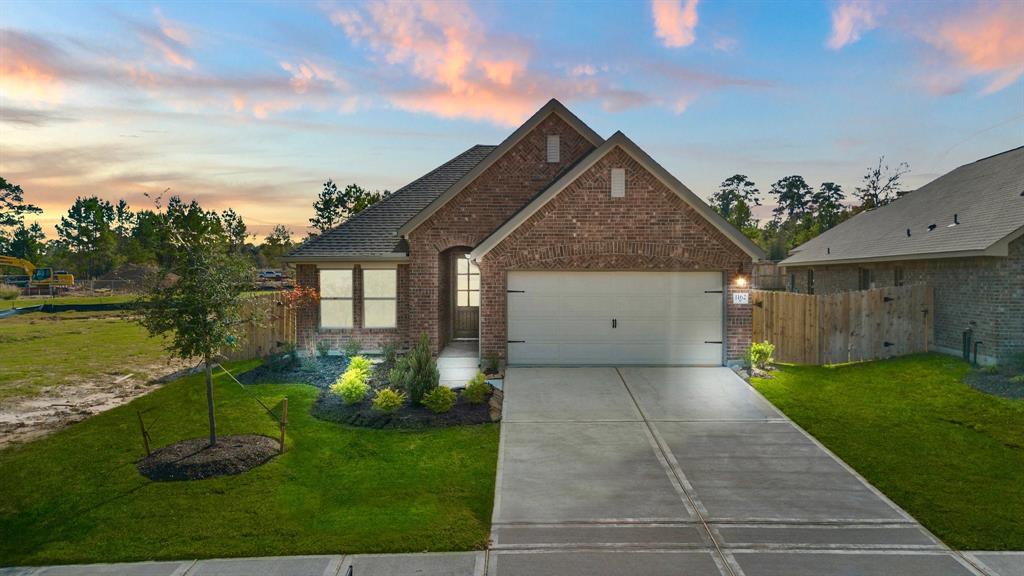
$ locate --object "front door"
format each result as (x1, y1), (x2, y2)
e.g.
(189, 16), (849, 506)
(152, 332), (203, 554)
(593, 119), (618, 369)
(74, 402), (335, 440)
(453, 254), (480, 339)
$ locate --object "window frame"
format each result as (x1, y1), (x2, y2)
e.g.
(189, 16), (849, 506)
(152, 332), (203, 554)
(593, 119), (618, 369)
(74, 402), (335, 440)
(858, 268), (874, 291)
(362, 266), (398, 329)
(319, 267), (354, 329)
(893, 267), (905, 287)
(806, 269), (815, 295)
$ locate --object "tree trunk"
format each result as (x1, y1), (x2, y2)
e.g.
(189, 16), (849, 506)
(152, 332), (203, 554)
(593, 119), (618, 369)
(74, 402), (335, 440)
(205, 357), (217, 446)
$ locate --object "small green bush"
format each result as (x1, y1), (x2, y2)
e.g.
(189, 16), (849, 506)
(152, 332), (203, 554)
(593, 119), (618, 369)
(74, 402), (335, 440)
(981, 364), (1000, 375)
(748, 341), (775, 370)
(1009, 374), (1024, 384)
(381, 342), (398, 364)
(331, 368), (369, 405)
(372, 387), (406, 413)
(389, 356), (410, 388)
(347, 355), (373, 375)
(0, 284), (19, 301)
(316, 340), (332, 358)
(267, 342), (299, 372)
(399, 333), (440, 405)
(462, 372), (490, 404)
(483, 355), (500, 375)
(422, 386), (456, 413)
(343, 339), (362, 358)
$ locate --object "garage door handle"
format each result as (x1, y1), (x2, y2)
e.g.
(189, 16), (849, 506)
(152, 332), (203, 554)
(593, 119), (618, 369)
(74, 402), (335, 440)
(704, 290), (723, 294)
(704, 340), (722, 344)
(508, 340), (526, 343)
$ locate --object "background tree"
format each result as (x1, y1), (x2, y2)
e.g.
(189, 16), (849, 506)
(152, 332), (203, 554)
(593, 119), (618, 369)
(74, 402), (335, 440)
(769, 175), (814, 223)
(55, 196), (118, 279)
(853, 156), (910, 210)
(812, 182), (848, 232)
(309, 180), (387, 237)
(710, 174), (761, 231)
(0, 177), (41, 230)
(136, 196), (254, 446)
(7, 223), (47, 262)
(259, 224), (293, 269)
(220, 208), (249, 253)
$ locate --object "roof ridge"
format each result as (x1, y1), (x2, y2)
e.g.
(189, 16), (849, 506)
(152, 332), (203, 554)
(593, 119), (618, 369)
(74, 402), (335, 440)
(965, 144), (1024, 166)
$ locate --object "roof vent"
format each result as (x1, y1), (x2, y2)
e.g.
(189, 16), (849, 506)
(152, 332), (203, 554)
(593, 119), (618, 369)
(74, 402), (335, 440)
(611, 168), (625, 198)
(948, 213), (960, 227)
(546, 135), (560, 163)
(906, 228), (912, 237)
(927, 224), (937, 231)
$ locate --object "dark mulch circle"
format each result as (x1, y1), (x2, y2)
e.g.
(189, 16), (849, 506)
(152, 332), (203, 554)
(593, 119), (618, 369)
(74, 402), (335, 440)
(236, 357), (350, 389)
(137, 434), (280, 481)
(311, 389), (495, 429)
(964, 368), (1024, 399)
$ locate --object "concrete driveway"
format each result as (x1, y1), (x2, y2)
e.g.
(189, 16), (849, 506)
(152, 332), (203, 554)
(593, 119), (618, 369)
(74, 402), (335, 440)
(489, 367), (991, 576)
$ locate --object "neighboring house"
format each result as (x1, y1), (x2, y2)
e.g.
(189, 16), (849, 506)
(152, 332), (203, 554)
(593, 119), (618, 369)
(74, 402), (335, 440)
(286, 99), (765, 367)
(780, 146), (1024, 365)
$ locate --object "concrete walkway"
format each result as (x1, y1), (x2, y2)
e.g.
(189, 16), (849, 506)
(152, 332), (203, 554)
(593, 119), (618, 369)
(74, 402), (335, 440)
(490, 366), (1012, 576)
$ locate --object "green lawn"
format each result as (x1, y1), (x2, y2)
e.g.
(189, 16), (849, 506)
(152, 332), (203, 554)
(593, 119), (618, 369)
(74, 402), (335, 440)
(0, 294), (135, 311)
(0, 311), (169, 402)
(0, 363), (500, 565)
(752, 354), (1024, 550)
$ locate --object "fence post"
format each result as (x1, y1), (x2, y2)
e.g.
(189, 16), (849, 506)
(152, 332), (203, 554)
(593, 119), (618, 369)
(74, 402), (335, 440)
(279, 397), (288, 454)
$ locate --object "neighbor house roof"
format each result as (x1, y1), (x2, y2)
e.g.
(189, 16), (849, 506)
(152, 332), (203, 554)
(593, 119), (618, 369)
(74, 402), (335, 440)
(780, 146), (1024, 267)
(286, 144), (496, 261)
(396, 98), (604, 237)
(470, 131), (766, 261)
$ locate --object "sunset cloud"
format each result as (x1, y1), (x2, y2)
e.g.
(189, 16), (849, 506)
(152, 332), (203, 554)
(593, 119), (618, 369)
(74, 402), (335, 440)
(826, 1), (883, 50)
(652, 0), (699, 48)
(134, 10), (195, 70)
(921, 3), (1024, 95)
(0, 29), (67, 104)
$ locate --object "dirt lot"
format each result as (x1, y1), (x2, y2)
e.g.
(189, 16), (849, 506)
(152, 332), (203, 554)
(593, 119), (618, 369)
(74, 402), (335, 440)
(0, 310), (190, 447)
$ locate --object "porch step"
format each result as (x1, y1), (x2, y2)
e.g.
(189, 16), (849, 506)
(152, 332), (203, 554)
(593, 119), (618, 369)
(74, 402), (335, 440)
(438, 357), (479, 388)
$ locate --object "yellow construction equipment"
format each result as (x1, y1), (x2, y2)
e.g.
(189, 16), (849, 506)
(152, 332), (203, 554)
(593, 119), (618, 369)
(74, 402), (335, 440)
(0, 256), (75, 288)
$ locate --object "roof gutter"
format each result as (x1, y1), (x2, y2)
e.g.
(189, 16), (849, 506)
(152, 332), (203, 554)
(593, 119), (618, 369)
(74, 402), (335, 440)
(282, 254), (409, 264)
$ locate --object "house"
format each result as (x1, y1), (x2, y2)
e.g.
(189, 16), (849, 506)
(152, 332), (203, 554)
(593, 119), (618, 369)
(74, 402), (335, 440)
(780, 146), (1024, 365)
(285, 99), (765, 367)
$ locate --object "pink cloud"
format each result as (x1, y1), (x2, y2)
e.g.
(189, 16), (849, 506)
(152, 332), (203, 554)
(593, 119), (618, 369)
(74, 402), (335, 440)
(826, 1), (883, 50)
(0, 30), (65, 103)
(652, 0), (699, 49)
(135, 10), (195, 70)
(922, 3), (1024, 95)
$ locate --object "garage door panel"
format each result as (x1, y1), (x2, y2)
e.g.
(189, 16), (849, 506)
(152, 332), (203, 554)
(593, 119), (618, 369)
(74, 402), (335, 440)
(507, 271), (724, 366)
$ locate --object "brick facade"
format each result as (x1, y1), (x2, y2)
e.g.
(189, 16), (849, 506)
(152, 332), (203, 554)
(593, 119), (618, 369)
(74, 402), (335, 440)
(479, 146), (753, 362)
(407, 113), (597, 351)
(294, 263), (409, 354)
(785, 236), (1024, 363)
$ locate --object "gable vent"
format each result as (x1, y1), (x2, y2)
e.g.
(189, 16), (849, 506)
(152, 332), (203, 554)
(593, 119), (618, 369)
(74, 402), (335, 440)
(611, 168), (626, 197)
(546, 135), (560, 163)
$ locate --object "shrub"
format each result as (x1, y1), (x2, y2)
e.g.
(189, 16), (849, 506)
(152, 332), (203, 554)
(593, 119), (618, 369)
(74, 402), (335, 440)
(748, 341), (775, 370)
(399, 333), (440, 405)
(267, 342), (299, 372)
(1010, 374), (1024, 384)
(981, 364), (1000, 375)
(389, 356), (410, 388)
(343, 339), (362, 358)
(381, 341), (398, 364)
(331, 366), (370, 405)
(462, 372), (490, 404)
(316, 340), (332, 358)
(372, 387), (406, 413)
(0, 284), (18, 301)
(347, 355), (373, 375)
(422, 386), (456, 413)
(483, 355), (500, 375)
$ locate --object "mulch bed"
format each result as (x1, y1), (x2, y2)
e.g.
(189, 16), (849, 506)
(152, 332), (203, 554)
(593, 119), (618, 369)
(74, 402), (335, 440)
(311, 389), (497, 429)
(964, 367), (1024, 399)
(236, 357), (350, 389)
(136, 434), (279, 481)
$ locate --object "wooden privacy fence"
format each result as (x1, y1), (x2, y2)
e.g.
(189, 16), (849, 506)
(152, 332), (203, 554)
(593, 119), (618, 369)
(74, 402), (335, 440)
(221, 292), (297, 361)
(751, 285), (933, 365)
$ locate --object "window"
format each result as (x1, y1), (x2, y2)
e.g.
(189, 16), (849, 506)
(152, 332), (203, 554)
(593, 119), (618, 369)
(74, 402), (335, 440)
(611, 168), (625, 197)
(546, 135), (560, 163)
(320, 269), (353, 328)
(894, 267), (905, 287)
(363, 268), (397, 328)
(456, 255), (480, 307)
(789, 273), (796, 292)
(858, 268), (874, 290)
(806, 269), (815, 295)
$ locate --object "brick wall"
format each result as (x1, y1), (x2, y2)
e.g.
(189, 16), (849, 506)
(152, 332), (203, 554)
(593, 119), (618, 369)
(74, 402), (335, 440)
(479, 146), (754, 363)
(785, 236), (1023, 363)
(294, 263), (409, 354)
(407, 113), (597, 351)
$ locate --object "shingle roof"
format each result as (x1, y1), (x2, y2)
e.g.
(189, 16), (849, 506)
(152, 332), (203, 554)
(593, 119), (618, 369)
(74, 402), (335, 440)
(287, 144), (496, 260)
(780, 146), (1024, 266)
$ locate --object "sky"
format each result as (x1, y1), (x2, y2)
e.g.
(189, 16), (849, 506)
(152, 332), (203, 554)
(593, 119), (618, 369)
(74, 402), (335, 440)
(1, 0), (1022, 240)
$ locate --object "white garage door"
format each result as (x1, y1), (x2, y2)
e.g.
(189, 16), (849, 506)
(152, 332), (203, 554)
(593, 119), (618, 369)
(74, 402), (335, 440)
(507, 271), (724, 365)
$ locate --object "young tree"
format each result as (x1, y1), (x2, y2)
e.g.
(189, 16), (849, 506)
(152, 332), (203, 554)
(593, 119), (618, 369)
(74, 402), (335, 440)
(309, 180), (386, 237)
(853, 156), (910, 210)
(136, 196), (254, 446)
(55, 196), (118, 278)
(710, 175), (761, 231)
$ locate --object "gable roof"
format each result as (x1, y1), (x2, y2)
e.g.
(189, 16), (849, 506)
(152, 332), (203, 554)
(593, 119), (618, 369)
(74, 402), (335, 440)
(286, 144), (495, 261)
(396, 98), (604, 237)
(780, 146), (1024, 267)
(470, 131), (766, 261)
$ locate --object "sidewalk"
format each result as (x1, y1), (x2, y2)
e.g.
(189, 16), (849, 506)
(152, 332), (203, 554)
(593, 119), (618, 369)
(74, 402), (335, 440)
(0, 552), (485, 576)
